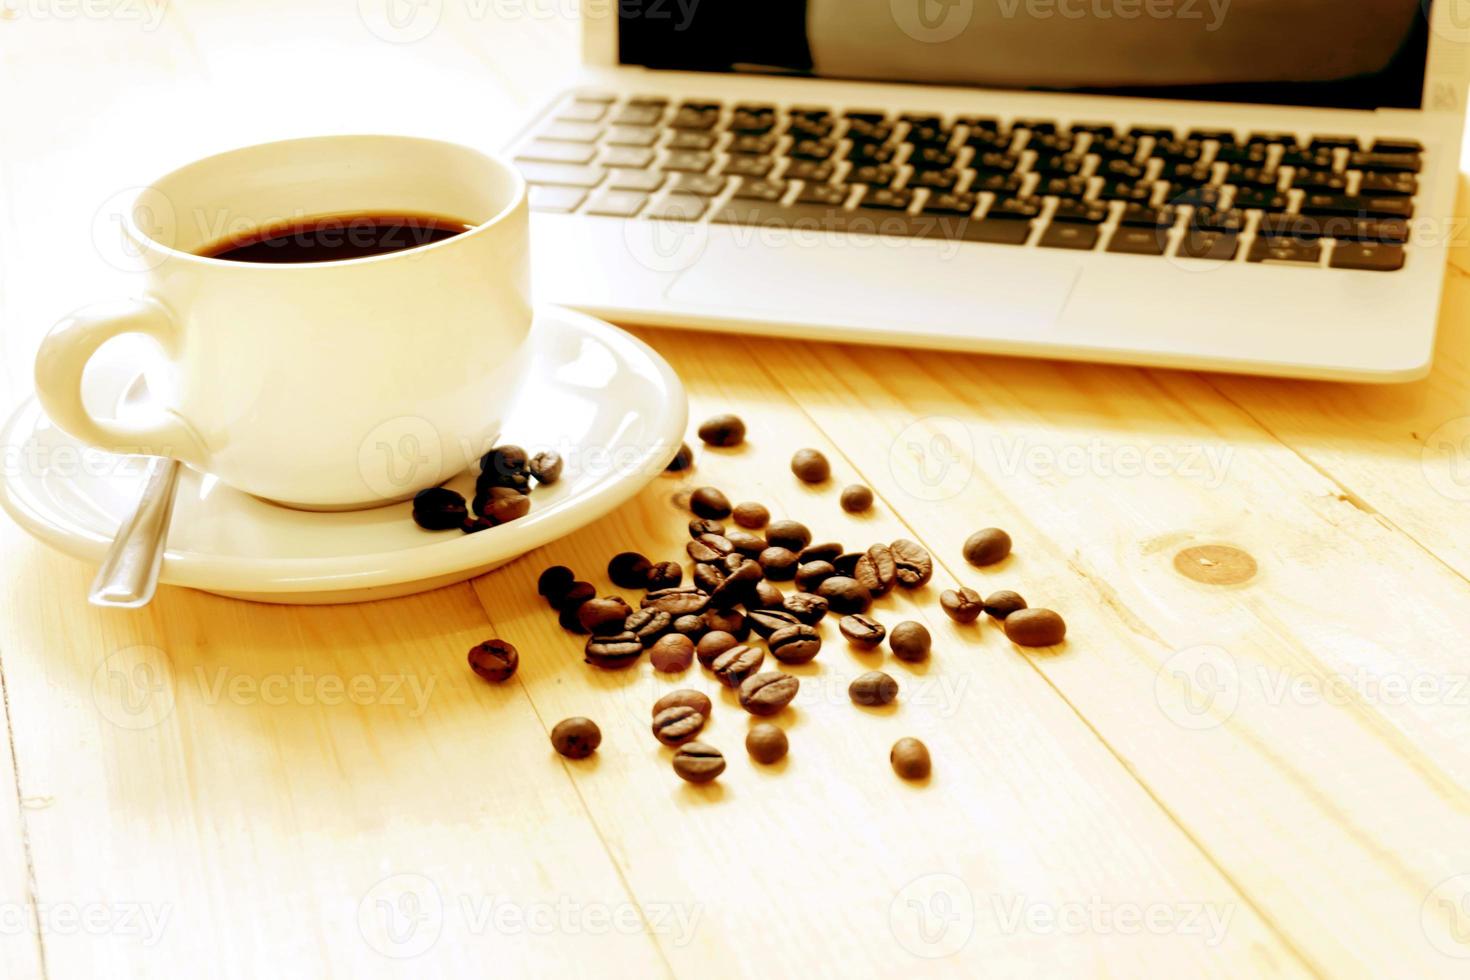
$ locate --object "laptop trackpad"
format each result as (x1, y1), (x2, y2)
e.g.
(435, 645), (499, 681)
(663, 230), (1080, 341)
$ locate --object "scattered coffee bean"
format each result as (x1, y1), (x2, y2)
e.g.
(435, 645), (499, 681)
(558, 606), (589, 633)
(849, 670), (899, 706)
(608, 551), (653, 588)
(983, 590), (1027, 619)
(940, 588), (984, 624)
(666, 442), (694, 472)
(790, 448), (831, 483)
(853, 543), (896, 597)
(584, 631), (643, 669)
(738, 671), (800, 716)
(652, 705), (706, 745)
(703, 608), (748, 641)
(690, 486), (732, 520)
(768, 624), (822, 664)
(782, 592), (829, 625)
(642, 587), (710, 616)
(688, 517), (725, 538)
(697, 413), (746, 447)
(732, 501), (769, 528)
(709, 559), (762, 609)
(671, 613), (707, 639)
(890, 737), (931, 779)
(757, 546), (799, 580)
(890, 539), (935, 589)
(751, 580), (785, 610)
(889, 621), (932, 662)
(748, 608), (801, 638)
(646, 560), (683, 591)
(697, 630), (740, 666)
(625, 608), (673, 645)
(832, 552), (863, 577)
(653, 689), (711, 718)
(839, 614), (886, 648)
(578, 596), (633, 635)
(692, 562), (725, 594)
(794, 560), (836, 592)
(480, 445), (530, 493)
(963, 527), (1012, 567)
(467, 639), (518, 683)
(840, 484), (873, 513)
(528, 451), (563, 485)
(817, 575), (872, 614)
(537, 565), (576, 602)
(412, 487), (468, 530)
(1004, 608), (1066, 647)
(474, 486), (530, 524)
(711, 645), (764, 687)
(551, 717), (601, 759)
(650, 634), (695, 672)
(672, 741), (725, 783)
(688, 535), (733, 563)
(726, 528), (767, 557)
(746, 723), (788, 764)
(557, 581), (596, 611)
(764, 520), (812, 552)
(797, 542), (844, 565)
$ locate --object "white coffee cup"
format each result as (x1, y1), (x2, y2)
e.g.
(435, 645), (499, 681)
(34, 135), (532, 509)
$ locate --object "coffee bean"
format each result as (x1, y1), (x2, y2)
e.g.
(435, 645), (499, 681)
(889, 621), (932, 662)
(963, 527), (1012, 567)
(477, 486), (531, 524)
(983, 590), (1027, 619)
(529, 451), (563, 485)
(461, 516), (494, 534)
(726, 528), (767, 557)
(732, 501), (769, 528)
(794, 560), (836, 593)
(790, 448), (830, 483)
(646, 561), (683, 591)
(578, 596), (633, 635)
(650, 634), (695, 672)
(558, 606), (588, 634)
(697, 413), (746, 447)
(764, 520), (812, 552)
(797, 542), (843, 565)
(748, 608), (801, 638)
(832, 552), (863, 577)
(625, 608), (672, 645)
(840, 484), (873, 513)
(711, 645), (764, 687)
(467, 639), (518, 683)
(551, 717), (601, 759)
(940, 588), (984, 624)
(653, 689), (711, 718)
(751, 580), (785, 610)
(537, 565), (576, 602)
(696, 630), (739, 666)
(556, 581), (595, 612)
(816, 575), (872, 614)
(671, 614), (707, 639)
(412, 487), (468, 530)
(890, 539), (934, 589)
(688, 517), (725, 538)
(666, 442), (694, 472)
(839, 614), (886, 648)
(687, 534), (733, 564)
(768, 624), (822, 664)
(746, 722), (788, 764)
(483, 444), (529, 479)
(709, 559), (762, 609)
(1004, 608), (1066, 647)
(782, 591), (829, 625)
(692, 562), (724, 594)
(652, 705), (706, 745)
(738, 671), (800, 716)
(607, 551), (652, 588)
(853, 543), (896, 596)
(849, 670), (899, 706)
(690, 487), (732, 520)
(890, 737), (930, 779)
(703, 608), (748, 641)
(642, 587), (710, 616)
(584, 631), (643, 669)
(672, 741), (725, 783)
(757, 546), (799, 581)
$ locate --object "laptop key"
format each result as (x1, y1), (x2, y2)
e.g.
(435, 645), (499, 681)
(1128, 126), (1175, 139)
(965, 130), (1014, 154)
(862, 187), (914, 211)
(1013, 119), (1057, 133)
(1231, 189), (1290, 212)
(1096, 180), (1154, 204)
(645, 194), (708, 220)
(1288, 169), (1348, 193)
(1248, 237), (1321, 264)
(1177, 229), (1239, 260)
(611, 104), (663, 126)
(988, 196), (1044, 220)
(1280, 147), (1334, 169)
(1029, 132), (1078, 154)
(1031, 154), (1084, 177)
(667, 131), (717, 151)
(722, 156), (775, 178)
(1097, 158), (1146, 182)
(907, 124), (953, 148)
(585, 190), (649, 218)
(606, 169), (666, 192)
(1224, 165), (1279, 189)
(1152, 139), (1205, 164)
(1371, 138), (1423, 154)
(1257, 213), (1407, 244)
(528, 186), (587, 213)
(516, 162), (606, 188)
(674, 173), (728, 196)
(962, 219), (1034, 244)
(847, 119), (896, 144)
(1161, 185), (1223, 209)
(670, 107), (720, 130)
(1309, 135), (1360, 150)
(849, 142), (897, 164)
(789, 139), (837, 161)
(662, 151), (715, 173)
(556, 101), (607, 123)
(1299, 194), (1413, 219)
(1192, 208), (1245, 233)
(602, 146), (655, 168)
(911, 168), (960, 191)
(1329, 241), (1406, 271)
(970, 172), (1026, 195)
(539, 121), (603, 143)
(971, 151), (1022, 174)
(1107, 226), (1169, 255)
(1090, 135), (1142, 161)
(782, 159), (835, 181)
(1119, 203), (1176, 228)
(848, 164), (898, 186)
(606, 125), (660, 147)
(796, 182), (849, 206)
(1038, 176), (1090, 200)
(1039, 222), (1099, 250)
(728, 133), (778, 155)
(1189, 129), (1236, 142)
(787, 117), (834, 139)
(910, 146), (958, 171)
(1052, 200), (1109, 224)
(731, 178), (787, 201)
(517, 141), (597, 165)
(1070, 123), (1115, 136)
(1358, 172), (1418, 196)
(923, 191), (979, 216)
(1347, 151), (1421, 173)
(1215, 144), (1269, 166)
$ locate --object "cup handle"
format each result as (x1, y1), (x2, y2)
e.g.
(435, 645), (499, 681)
(34, 297), (208, 464)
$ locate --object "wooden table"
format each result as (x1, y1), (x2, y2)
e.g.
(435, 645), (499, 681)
(4, 6), (1470, 977)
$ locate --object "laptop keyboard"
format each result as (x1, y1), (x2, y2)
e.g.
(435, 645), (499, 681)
(515, 92), (1422, 273)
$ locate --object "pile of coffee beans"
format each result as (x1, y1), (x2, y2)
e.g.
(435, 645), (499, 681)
(411, 443), (561, 534)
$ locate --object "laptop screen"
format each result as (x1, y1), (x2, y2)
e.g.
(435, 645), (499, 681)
(617, 0), (1430, 111)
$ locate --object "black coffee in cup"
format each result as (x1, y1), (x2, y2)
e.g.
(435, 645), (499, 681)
(199, 213), (473, 263)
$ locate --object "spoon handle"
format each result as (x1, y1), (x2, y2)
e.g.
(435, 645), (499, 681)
(88, 457), (181, 608)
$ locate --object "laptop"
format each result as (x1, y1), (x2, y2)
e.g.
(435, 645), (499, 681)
(508, 1), (1469, 381)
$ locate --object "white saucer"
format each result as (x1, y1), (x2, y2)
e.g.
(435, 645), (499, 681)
(0, 308), (687, 604)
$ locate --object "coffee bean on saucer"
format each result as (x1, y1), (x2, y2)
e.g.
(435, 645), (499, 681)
(697, 630), (739, 666)
(738, 671), (800, 716)
(751, 580), (785, 610)
(551, 717), (600, 759)
(671, 614), (707, 639)
(748, 608), (801, 638)
(529, 451), (563, 485)
(578, 596), (633, 635)
(480, 446), (531, 493)
(537, 565), (576, 602)
(849, 670), (899, 706)
(626, 608), (673, 645)
(795, 560), (836, 592)
(467, 639), (518, 683)
(411, 487), (468, 530)
(963, 527), (1012, 567)
(478, 486), (530, 524)
(584, 631), (643, 669)
(690, 487), (732, 520)
(853, 543), (896, 597)
(764, 520), (811, 552)
(672, 741), (725, 783)
(797, 542), (844, 564)
(940, 588), (984, 624)
(643, 587), (710, 616)
(698, 413), (746, 447)
(689, 517), (725, 538)
(703, 608), (748, 641)
(782, 592), (829, 625)
(461, 516), (494, 534)
(666, 442), (694, 472)
(816, 576), (872, 614)
(890, 539), (934, 589)
(832, 552), (863, 577)
(652, 705), (706, 745)
(840, 484), (873, 513)
(768, 624), (822, 664)
(839, 614), (886, 648)
(983, 590), (1028, 620)
(711, 645), (764, 687)
(607, 551), (652, 588)
(646, 561), (683, 591)
(791, 448), (830, 483)
(732, 501), (769, 528)
(650, 634), (695, 672)
(889, 621), (932, 662)
(746, 723), (788, 764)
(890, 737), (930, 779)
(654, 689), (711, 718)
(757, 547), (799, 581)
(726, 528), (767, 557)
(1004, 608), (1066, 647)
